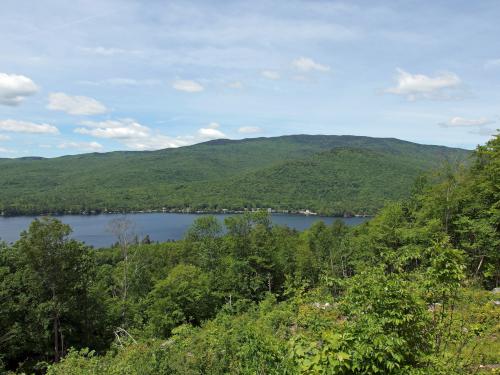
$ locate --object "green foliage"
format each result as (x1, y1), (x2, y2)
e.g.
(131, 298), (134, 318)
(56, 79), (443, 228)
(3, 134), (500, 375)
(0, 135), (469, 216)
(292, 269), (439, 375)
(48, 296), (297, 375)
(0, 217), (109, 370)
(146, 264), (216, 337)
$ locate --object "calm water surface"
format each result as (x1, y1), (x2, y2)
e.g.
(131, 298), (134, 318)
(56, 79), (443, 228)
(0, 213), (369, 248)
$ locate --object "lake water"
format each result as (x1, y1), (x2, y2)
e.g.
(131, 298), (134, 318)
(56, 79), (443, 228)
(0, 213), (369, 248)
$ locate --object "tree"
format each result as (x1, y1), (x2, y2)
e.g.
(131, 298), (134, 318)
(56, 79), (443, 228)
(455, 134), (500, 286)
(185, 215), (222, 242)
(108, 217), (136, 327)
(185, 216), (223, 270)
(15, 217), (94, 362)
(224, 212), (271, 259)
(147, 264), (215, 337)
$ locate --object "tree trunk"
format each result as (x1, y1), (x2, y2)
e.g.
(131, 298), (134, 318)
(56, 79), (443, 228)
(475, 255), (485, 277)
(52, 287), (60, 362)
(53, 313), (60, 362)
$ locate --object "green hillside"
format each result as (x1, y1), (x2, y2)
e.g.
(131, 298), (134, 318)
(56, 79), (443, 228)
(0, 135), (470, 216)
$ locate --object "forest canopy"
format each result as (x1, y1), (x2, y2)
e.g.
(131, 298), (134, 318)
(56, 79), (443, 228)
(0, 135), (470, 217)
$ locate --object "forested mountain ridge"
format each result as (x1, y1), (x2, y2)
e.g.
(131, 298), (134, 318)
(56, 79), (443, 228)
(0, 135), (470, 216)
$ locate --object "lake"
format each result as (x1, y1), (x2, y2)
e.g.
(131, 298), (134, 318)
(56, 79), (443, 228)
(0, 213), (369, 248)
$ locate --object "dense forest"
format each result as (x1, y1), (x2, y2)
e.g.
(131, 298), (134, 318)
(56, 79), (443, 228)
(0, 134), (498, 374)
(0, 135), (469, 216)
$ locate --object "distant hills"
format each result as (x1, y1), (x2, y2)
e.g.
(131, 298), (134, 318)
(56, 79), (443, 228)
(0, 135), (471, 216)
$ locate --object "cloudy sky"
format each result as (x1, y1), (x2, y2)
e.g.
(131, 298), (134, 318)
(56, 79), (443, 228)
(0, 0), (499, 157)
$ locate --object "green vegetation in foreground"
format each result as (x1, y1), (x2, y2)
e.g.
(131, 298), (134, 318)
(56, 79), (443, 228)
(0, 135), (470, 216)
(0, 134), (498, 374)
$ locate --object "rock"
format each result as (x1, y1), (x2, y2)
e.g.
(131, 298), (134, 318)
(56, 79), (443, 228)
(311, 302), (333, 310)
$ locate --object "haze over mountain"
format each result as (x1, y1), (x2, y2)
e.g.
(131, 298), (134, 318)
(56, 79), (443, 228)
(0, 134), (470, 216)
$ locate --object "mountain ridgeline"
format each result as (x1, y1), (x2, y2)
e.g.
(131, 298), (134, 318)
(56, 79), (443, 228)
(0, 135), (470, 216)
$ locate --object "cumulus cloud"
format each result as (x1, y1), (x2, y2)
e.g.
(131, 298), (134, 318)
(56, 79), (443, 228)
(0, 119), (59, 134)
(75, 119), (191, 150)
(0, 134), (11, 141)
(198, 126), (226, 139)
(238, 126), (261, 134)
(439, 116), (494, 128)
(172, 80), (204, 92)
(385, 68), (461, 100)
(261, 70), (280, 80)
(0, 73), (38, 106)
(58, 141), (103, 152)
(76, 119), (150, 139)
(47, 92), (107, 115)
(128, 135), (195, 150)
(75, 119), (228, 151)
(292, 57), (330, 72)
(194, 122), (226, 139)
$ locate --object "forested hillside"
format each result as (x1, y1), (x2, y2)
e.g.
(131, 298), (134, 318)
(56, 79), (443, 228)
(0, 134), (498, 374)
(0, 135), (469, 216)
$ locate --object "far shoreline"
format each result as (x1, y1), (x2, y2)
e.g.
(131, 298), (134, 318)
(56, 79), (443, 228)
(0, 208), (374, 219)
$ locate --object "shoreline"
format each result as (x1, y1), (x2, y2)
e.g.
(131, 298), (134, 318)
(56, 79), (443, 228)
(0, 208), (373, 219)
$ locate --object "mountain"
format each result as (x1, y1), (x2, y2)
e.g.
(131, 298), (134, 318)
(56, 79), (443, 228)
(0, 135), (471, 216)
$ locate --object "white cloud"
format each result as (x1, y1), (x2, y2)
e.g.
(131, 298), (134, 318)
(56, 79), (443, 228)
(238, 126), (261, 134)
(292, 57), (330, 72)
(385, 68), (461, 100)
(172, 80), (204, 92)
(75, 119), (191, 150)
(47, 92), (107, 115)
(439, 116), (494, 128)
(75, 119), (228, 151)
(0, 73), (38, 106)
(58, 141), (103, 152)
(261, 70), (280, 80)
(76, 119), (150, 139)
(198, 127), (226, 139)
(127, 135), (193, 150)
(0, 119), (59, 134)
(227, 81), (243, 89)
(0, 134), (11, 141)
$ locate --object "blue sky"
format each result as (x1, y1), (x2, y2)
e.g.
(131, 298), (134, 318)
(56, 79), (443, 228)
(0, 0), (499, 157)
